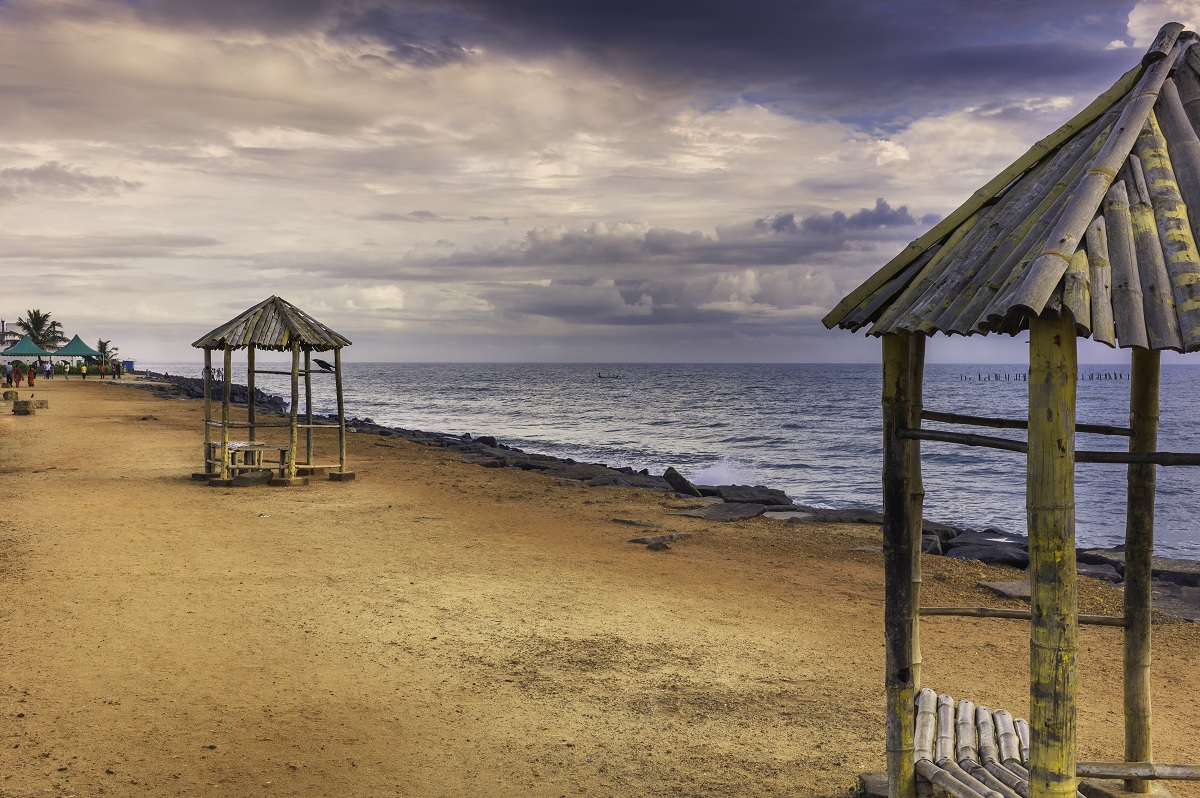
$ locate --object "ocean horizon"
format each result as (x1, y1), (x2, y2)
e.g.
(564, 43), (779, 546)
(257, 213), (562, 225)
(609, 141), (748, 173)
(139, 360), (1200, 559)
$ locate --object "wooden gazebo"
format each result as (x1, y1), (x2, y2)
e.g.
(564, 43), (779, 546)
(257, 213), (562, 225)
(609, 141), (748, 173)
(825, 22), (1200, 798)
(192, 296), (354, 486)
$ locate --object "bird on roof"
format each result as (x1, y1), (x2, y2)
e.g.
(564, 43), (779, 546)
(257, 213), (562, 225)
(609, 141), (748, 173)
(313, 358), (334, 372)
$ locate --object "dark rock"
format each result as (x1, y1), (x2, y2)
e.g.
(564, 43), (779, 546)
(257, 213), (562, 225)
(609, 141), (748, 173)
(922, 520), (963, 540)
(662, 467), (702, 497)
(1152, 583), (1200, 622)
(943, 530), (1028, 552)
(139, 415), (158, 421)
(231, 469), (274, 487)
(674, 503), (768, 522)
(713, 484), (792, 506)
(475, 435), (497, 447)
(922, 535), (942, 555)
(612, 518), (660, 529)
(979, 581), (1031, 600)
(1077, 547), (1126, 572)
(1077, 562), (1121, 583)
(646, 541), (671, 551)
(629, 533), (693, 545)
(1151, 557), (1200, 587)
(858, 772), (888, 798)
(944, 544), (1029, 569)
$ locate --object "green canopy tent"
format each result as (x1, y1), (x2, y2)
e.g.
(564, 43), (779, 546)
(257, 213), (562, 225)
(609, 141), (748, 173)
(2, 334), (54, 358)
(53, 335), (101, 359)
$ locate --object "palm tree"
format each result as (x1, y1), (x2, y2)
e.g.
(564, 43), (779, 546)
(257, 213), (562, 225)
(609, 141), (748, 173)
(96, 338), (120, 365)
(16, 309), (67, 350)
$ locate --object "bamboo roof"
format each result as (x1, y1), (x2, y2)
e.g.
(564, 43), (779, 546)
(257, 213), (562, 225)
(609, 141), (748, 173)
(192, 296), (351, 352)
(824, 23), (1200, 352)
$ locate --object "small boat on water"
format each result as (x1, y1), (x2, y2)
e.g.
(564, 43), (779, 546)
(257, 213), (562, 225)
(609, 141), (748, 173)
(597, 372), (621, 379)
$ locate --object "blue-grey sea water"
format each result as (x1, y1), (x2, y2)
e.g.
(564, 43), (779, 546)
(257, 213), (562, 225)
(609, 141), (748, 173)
(141, 361), (1200, 558)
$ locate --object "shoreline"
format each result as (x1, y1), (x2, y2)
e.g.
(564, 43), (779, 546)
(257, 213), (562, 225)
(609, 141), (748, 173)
(136, 373), (1200, 615)
(2, 377), (1199, 796)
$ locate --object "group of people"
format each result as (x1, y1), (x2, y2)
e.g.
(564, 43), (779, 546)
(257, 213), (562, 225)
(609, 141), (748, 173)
(3, 359), (124, 386)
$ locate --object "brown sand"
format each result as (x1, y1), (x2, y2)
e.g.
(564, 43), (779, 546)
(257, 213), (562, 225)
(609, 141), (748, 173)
(1, 378), (1198, 797)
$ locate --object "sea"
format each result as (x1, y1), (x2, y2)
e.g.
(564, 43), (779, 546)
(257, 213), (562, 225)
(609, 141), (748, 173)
(138, 361), (1200, 559)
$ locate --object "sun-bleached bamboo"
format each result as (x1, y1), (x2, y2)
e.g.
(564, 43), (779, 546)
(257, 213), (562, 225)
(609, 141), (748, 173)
(1104, 180), (1151, 347)
(883, 333), (920, 798)
(1125, 152), (1183, 349)
(918, 607), (1126, 626)
(937, 694), (956, 766)
(920, 409), (1131, 436)
(1124, 348), (1159, 793)
(915, 688), (938, 764)
(1027, 314), (1079, 798)
(823, 57), (1147, 328)
(956, 700), (979, 765)
(1007, 34), (1180, 316)
(1063, 248), (1093, 334)
(221, 346), (233, 481)
(1077, 762), (1200, 780)
(1137, 105), (1200, 349)
(1086, 216), (1118, 345)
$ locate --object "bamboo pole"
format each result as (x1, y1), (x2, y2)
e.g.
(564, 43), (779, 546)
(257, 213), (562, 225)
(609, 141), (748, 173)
(1124, 347), (1159, 793)
(909, 334), (925, 689)
(919, 607), (1126, 627)
(898, 425), (1200, 465)
(995, 710), (1023, 767)
(1015, 718), (1031, 766)
(1125, 153), (1183, 350)
(915, 759), (1001, 798)
(977, 707), (1000, 766)
(203, 347), (212, 474)
(1104, 181), (1151, 348)
(936, 693), (956, 766)
(920, 409), (1131, 437)
(915, 688), (938, 764)
(1062, 249), (1092, 335)
(1086, 217), (1117, 347)
(1138, 103), (1200, 351)
(823, 60), (1147, 329)
(288, 342), (299, 479)
(247, 346), (256, 443)
(1027, 313), (1079, 798)
(335, 347), (347, 474)
(1077, 762), (1200, 780)
(882, 332), (919, 798)
(304, 349), (313, 466)
(957, 700), (980, 765)
(1008, 43), (1180, 317)
(1176, 48), (1200, 135)
(221, 346), (233, 481)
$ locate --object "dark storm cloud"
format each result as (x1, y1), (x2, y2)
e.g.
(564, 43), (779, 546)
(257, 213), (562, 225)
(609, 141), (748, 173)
(0, 161), (142, 203)
(123, 0), (1139, 122)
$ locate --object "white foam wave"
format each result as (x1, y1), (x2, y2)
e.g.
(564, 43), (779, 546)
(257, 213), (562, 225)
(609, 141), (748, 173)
(689, 457), (763, 486)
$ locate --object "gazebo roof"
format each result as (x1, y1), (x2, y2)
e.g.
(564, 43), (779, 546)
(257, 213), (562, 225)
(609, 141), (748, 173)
(2, 334), (54, 357)
(191, 296), (351, 352)
(54, 335), (101, 358)
(824, 23), (1200, 352)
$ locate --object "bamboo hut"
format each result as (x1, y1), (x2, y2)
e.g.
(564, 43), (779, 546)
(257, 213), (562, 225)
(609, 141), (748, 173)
(192, 296), (354, 486)
(824, 22), (1200, 798)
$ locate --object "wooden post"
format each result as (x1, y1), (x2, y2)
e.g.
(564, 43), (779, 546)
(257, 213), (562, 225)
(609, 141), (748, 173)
(288, 343), (299, 479)
(908, 334), (925, 690)
(882, 332), (920, 798)
(221, 346), (233, 481)
(335, 347), (347, 473)
(247, 345), (257, 443)
(304, 349), (313, 466)
(203, 347), (213, 474)
(1027, 313), (1079, 798)
(1124, 347), (1159, 793)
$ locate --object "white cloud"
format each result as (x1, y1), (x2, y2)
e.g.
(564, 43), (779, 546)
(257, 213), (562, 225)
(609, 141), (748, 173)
(1126, 0), (1200, 47)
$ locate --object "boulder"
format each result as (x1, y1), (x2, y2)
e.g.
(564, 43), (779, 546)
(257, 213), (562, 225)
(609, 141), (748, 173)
(1151, 557), (1200, 587)
(662, 466), (702, 497)
(922, 535), (942, 555)
(11, 400), (35, 416)
(944, 544), (1029, 569)
(674, 503), (768, 522)
(943, 530), (1028, 552)
(712, 485), (793, 506)
(1077, 562), (1121, 583)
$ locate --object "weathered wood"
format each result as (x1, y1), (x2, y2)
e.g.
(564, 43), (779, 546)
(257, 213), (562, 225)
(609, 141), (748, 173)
(1176, 49), (1200, 134)
(915, 688), (938, 764)
(937, 694), (956, 766)
(883, 333), (919, 798)
(1125, 151), (1183, 349)
(920, 409), (1131, 437)
(304, 349), (313, 465)
(221, 346), (233, 481)
(995, 710), (1022, 767)
(1076, 762), (1200, 780)
(247, 345), (257, 443)
(1015, 719), (1031, 767)
(977, 707), (1000, 766)
(916, 758), (999, 798)
(1085, 217), (1117, 346)
(899, 426), (1200, 465)
(203, 347), (213, 474)
(1104, 180), (1151, 348)
(1138, 104), (1200, 351)
(957, 700), (980, 764)
(1143, 22), (1185, 65)
(335, 346), (348, 474)
(919, 607), (1126, 627)
(1027, 313), (1079, 798)
(1009, 51), (1178, 317)
(823, 60), (1146, 329)
(1124, 348), (1159, 793)
(873, 222), (976, 332)
(1062, 248), (1092, 335)
(288, 343), (299, 479)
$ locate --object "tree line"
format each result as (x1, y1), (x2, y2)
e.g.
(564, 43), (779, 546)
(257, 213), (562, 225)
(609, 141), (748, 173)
(1, 308), (119, 363)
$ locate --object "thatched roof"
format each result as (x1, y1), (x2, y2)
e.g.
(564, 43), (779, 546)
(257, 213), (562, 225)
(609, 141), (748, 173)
(192, 296), (351, 352)
(824, 22), (1200, 352)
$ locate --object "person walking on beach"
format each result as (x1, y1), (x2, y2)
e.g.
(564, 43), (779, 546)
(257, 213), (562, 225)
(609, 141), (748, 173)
(26, 365), (34, 388)
(13, 364), (23, 388)
(80, 363), (87, 380)
(43, 361), (52, 381)
(3, 364), (11, 388)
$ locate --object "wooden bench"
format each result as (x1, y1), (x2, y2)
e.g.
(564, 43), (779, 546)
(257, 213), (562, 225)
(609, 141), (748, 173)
(208, 441), (289, 478)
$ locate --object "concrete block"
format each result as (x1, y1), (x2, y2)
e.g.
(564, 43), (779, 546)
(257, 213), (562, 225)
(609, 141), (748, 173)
(328, 470), (356, 482)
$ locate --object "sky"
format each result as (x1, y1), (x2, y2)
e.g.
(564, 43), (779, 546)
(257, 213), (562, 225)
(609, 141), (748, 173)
(2, 0), (1199, 363)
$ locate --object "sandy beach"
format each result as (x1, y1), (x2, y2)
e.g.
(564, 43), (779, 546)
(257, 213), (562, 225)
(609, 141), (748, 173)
(2, 377), (1199, 797)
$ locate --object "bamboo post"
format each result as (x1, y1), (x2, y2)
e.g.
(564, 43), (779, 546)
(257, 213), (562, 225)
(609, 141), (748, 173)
(1027, 313), (1079, 798)
(247, 345), (256, 443)
(304, 349), (313, 466)
(335, 346), (347, 473)
(882, 332), (921, 798)
(289, 342), (299, 479)
(1124, 347), (1159, 793)
(221, 346), (233, 481)
(203, 347), (213, 474)
(909, 334), (925, 689)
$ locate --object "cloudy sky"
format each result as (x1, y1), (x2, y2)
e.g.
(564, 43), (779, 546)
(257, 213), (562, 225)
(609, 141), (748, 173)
(1, 0), (1197, 363)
